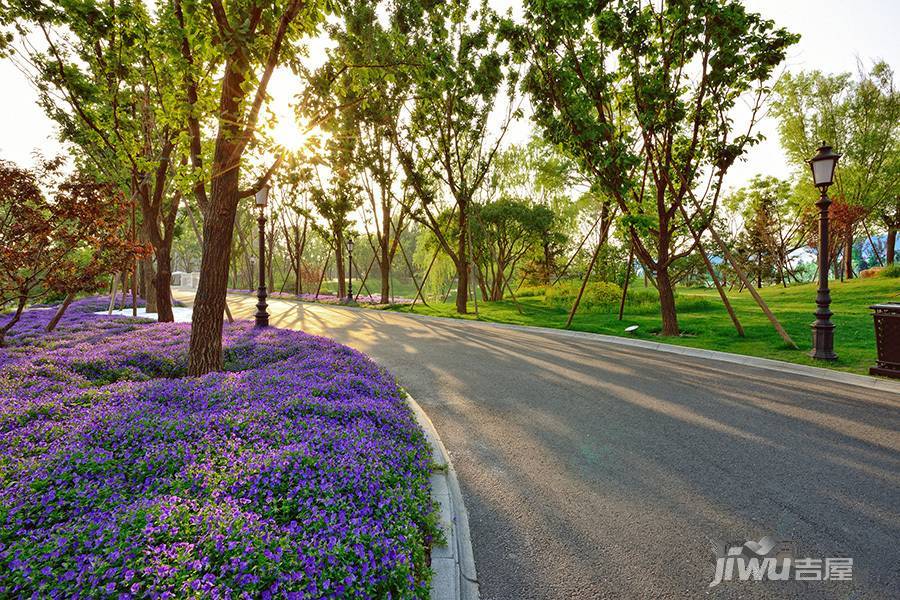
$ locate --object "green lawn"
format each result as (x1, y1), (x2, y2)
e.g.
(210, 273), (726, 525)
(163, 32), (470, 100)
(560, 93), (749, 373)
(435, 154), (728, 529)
(384, 276), (899, 375)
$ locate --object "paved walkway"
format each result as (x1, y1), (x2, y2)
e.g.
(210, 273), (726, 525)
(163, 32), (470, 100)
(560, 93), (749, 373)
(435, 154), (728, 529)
(176, 291), (900, 599)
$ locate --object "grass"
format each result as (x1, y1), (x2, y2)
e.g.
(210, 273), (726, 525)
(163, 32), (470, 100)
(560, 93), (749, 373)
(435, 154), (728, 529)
(384, 276), (899, 375)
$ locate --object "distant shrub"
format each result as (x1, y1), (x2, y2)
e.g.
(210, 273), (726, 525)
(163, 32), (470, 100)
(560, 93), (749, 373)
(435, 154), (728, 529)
(544, 280), (623, 310)
(516, 285), (547, 298)
(624, 287), (658, 308)
(675, 295), (717, 311)
(881, 264), (900, 278)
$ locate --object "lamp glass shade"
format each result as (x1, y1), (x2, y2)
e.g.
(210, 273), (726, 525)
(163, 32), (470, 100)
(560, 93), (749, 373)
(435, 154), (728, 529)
(255, 186), (269, 208)
(347, 237), (354, 252)
(808, 144), (840, 188)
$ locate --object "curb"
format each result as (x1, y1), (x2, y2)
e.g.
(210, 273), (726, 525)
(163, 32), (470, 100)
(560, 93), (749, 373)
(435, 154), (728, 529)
(404, 391), (479, 600)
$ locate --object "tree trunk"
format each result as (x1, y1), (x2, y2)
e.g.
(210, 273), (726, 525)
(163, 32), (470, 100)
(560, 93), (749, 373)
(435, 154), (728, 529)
(187, 65), (243, 381)
(543, 239), (552, 285)
(188, 164), (239, 375)
(0, 295), (28, 346)
(144, 261), (157, 313)
(455, 203), (468, 314)
(492, 258), (506, 301)
(656, 266), (679, 336)
(379, 197), (391, 304)
(888, 228), (897, 266)
(294, 224), (302, 295)
(757, 256), (762, 288)
(267, 220), (275, 292)
(379, 237), (390, 304)
(844, 234), (854, 279)
(46, 292), (76, 332)
(335, 232), (346, 298)
(155, 244), (175, 322)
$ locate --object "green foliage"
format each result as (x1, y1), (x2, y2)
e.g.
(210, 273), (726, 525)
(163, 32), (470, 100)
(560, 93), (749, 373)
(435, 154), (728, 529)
(722, 175), (811, 286)
(544, 280), (622, 311)
(503, 0), (798, 333)
(772, 62), (900, 220)
(881, 264), (900, 278)
(515, 285), (546, 298)
(471, 197), (558, 298)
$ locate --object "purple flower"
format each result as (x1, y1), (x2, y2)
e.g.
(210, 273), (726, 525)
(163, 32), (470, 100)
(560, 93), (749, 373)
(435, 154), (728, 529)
(0, 296), (437, 598)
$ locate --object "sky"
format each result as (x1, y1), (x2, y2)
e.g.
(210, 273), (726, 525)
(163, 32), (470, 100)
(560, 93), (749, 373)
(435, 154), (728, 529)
(1, 0), (898, 195)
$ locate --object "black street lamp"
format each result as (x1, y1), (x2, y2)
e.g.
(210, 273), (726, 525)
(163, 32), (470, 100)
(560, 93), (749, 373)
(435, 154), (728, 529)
(808, 142), (841, 360)
(254, 185), (270, 327)
(346, 234), (355, 303)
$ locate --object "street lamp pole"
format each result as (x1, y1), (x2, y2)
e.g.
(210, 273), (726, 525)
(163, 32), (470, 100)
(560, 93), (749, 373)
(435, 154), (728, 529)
(255, 186), (270, 327)
(346, 234), (355, 303)
(808, 142), (841, 360)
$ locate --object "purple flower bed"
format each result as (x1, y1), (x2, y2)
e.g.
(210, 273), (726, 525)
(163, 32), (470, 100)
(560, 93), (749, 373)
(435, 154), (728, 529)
(0, 298), (437, 598)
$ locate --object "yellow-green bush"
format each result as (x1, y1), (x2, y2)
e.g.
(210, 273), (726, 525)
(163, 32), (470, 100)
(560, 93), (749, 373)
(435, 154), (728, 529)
(516, 285), (547, 298)
(882, 264), (900, 278)
(544, 280), (623, 310)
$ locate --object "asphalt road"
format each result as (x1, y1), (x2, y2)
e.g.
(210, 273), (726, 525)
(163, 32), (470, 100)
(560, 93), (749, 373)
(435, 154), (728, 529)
(178, 292), (900, 599)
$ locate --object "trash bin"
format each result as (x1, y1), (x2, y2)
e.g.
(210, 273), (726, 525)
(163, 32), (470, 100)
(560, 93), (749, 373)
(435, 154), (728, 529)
(870, 303), (900, 379)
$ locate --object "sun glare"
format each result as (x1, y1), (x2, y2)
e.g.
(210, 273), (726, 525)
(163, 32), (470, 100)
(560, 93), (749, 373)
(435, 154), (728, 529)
(270, 117), (310, 153)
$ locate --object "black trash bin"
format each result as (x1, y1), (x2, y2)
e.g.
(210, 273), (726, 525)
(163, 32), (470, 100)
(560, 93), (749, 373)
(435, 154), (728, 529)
(870, 303), (900, 379)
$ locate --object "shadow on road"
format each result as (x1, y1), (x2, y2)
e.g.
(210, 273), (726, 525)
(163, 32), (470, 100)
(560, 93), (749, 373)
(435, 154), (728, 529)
(182, 292), (900, 599)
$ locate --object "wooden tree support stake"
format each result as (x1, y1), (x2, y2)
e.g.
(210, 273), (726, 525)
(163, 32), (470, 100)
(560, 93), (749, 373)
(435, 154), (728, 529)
(678, 178), (794, 347)
(352, 257), (376, 300)
(392, 226), (426, 306)
(553, 212), (602, 286)
(353, 255), (378, 301)
(618, 244), (634, 321)
(314, 257), (330, 299)
(565, 235), (603, 329)
(676, 204), (744, 337)
(706, 215), (796, 348)
(565, 216), (613, 329)
(411, 245), (442, 309)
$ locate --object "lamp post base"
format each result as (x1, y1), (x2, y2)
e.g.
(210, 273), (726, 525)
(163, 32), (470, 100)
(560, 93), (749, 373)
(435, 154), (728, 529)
(810, 322), (837, 361)
(255, 287), (269, 328)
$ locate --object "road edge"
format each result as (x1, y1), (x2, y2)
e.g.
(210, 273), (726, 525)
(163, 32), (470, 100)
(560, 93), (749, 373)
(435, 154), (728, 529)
(175, 290), (900, 395)
(463, 318), (900, 395)
(372, 304), (898, 396)
(404, 391), (479, 600)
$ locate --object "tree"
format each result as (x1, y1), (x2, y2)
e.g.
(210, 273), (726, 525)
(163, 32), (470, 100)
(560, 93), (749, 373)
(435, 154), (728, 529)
(306, 157), (363, 299)
(0, 159), (146, 344)
(487, 141), (583, 285)
(882, 202), (900, 266)
(504, 0), (797, 335)
(772, 61), (900, 278)
(307, 0), (410, 304)
(802, 197), (868, 280)
(383, 0), (518, 314)
(273, 158), (312, 295)
(356, 120), (409, 304)
(173, 0), (335, 375)
(724, 176), (811, 287)
(471, 198), (554, 300)
(8, 0), (184, 321)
